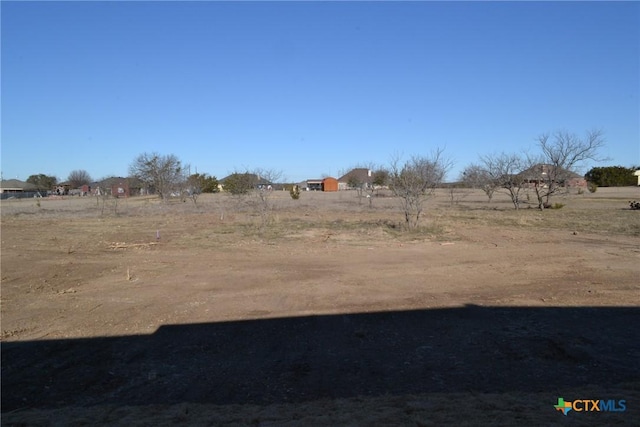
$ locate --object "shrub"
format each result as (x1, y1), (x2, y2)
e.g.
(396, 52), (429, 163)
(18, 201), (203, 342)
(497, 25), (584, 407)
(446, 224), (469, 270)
(289, 185), (301, 200)
(587, 182), (598, 193)
(585, 166), (638, 187)
(551, 203), (565, 209)
(223, 173), (257, 195)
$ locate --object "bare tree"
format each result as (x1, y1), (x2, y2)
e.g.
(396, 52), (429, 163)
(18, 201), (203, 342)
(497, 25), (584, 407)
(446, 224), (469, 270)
(347, 175), (365, 203)
(447, 184), (471, 207)
(341, 163), (387, 207)
(67, 170), (92, 189)
(252, 168), (283, 230)
(389, 149), (451, 229)
(368, 168), (390, 202)
(102, 192), (119, 215)
(364, 167), (390, 208)
(93, 177), (118, 216)
(129, 153), (186, 200)
(479, 153), (527, 210)
(185, 174), (203, 207)
(339, 163), (368, 204)
(462, 164), (498, 203)
(528, 129), (606, 209)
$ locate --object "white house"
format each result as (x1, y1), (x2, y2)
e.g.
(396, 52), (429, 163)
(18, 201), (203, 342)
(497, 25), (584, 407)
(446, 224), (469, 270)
(634, 170), (640, 186)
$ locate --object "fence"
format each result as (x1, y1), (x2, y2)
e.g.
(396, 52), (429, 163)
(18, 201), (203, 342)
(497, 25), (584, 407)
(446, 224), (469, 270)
(0, 191), (47, 200)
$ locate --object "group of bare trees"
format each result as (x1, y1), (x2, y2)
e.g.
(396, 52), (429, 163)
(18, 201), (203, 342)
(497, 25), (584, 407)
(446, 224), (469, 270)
(531, 130), (606, 208)
(367, 129), (604, 229)
(128, 153), (284, 228)
(121, 128), (605, 231)
(128, 152), (223, 206)
(463, 129), (606, 210)
(467, 153), (527, 210)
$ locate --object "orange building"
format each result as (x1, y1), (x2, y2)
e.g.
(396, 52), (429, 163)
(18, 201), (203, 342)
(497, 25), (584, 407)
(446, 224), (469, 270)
(322, 177), (338, 192)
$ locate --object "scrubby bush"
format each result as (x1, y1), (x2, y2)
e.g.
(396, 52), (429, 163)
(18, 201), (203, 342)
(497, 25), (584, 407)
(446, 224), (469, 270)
(289, 185), (301, 200)
(223, 173), (257, 195)
(587, 182), (598, 193)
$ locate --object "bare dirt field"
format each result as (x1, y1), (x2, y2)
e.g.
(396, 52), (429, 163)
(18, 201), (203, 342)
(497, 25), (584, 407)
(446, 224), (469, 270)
(2, 187), (639, 426)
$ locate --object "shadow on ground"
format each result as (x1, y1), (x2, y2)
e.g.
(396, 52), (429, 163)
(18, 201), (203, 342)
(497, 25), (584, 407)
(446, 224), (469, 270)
(2, 305), (638, 411)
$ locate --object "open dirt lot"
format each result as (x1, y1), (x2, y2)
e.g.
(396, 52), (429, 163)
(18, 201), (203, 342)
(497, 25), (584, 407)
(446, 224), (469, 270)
(2, 187), (639, 425)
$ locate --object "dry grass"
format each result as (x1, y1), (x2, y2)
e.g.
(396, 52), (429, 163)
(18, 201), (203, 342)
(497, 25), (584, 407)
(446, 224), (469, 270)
(2, 187), (638, 426)
(2, 187), (638, 243)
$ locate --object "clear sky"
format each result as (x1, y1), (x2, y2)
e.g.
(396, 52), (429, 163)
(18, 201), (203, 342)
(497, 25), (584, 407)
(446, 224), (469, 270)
(2, 1), (639, 183)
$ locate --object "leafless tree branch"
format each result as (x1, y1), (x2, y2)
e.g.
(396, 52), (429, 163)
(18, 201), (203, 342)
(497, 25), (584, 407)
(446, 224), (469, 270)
(389, 148), (451, 229)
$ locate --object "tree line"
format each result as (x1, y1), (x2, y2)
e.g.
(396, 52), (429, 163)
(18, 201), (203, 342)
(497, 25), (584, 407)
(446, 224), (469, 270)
(26, 169), (93, 190)
(23, 128), (637, 229)
(584, 166), (639, 187)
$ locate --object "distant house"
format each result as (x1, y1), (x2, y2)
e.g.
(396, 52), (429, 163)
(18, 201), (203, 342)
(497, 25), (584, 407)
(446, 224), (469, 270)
(518, 164), (587, 188)
(634, 170), (640, 186)
(338, 168), (373, 190)
(93, 177), (144, 197)
(0, 179), (39, 194)
(306, 179), (323, 191)
(0, 179), (45, 199)
(304, 177), (338, 192)
(54, 184), (71, 195)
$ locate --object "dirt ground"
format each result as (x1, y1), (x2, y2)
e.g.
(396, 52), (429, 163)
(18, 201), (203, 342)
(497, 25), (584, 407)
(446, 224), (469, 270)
(2, 187), (639, 425)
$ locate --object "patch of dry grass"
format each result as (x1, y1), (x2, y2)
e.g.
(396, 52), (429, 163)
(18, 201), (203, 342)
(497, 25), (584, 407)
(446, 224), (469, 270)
(3, 188), (638, 249)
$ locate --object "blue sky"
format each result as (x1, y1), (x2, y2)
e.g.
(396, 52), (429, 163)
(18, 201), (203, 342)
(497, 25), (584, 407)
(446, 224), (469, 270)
(2, 1), (639, 183)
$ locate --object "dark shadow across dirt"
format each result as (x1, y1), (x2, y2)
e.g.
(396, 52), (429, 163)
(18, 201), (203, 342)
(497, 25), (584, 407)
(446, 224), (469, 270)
(2, 305), (638, 412)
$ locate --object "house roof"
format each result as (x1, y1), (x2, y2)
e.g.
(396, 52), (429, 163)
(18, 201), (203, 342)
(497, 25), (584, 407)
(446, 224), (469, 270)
(518, 164), (583, 181)
(93, 177), (145, 188)
(0, 179), (40, 191)
(338, 168), (373, 184)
